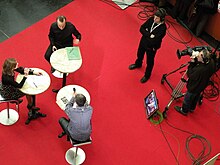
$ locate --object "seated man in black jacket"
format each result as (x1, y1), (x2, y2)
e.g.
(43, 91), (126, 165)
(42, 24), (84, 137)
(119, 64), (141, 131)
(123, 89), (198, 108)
(44, 15), (81, 73)
(175, 48), (216, 115)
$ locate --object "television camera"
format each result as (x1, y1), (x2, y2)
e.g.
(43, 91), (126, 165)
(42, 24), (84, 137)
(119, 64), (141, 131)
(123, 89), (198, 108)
(177, 45), (220, 70)
(176, 46), (212, 59)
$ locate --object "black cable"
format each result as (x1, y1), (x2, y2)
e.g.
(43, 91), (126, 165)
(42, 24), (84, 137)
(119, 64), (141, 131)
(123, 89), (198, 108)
(186, 135), (211, 165)
(136, 2), (156, 20)
(159, 122), (180, 164)
(203, 72), (220, 101)
(165, 18), (193, 46)
(165, 120), (212, 164)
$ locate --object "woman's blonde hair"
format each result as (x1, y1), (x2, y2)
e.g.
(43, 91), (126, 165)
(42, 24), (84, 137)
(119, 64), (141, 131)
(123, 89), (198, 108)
(2, 58), (17, 76)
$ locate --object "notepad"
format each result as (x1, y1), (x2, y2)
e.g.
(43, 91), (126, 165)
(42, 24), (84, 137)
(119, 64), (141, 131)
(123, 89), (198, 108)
(66, 47), (81, 60)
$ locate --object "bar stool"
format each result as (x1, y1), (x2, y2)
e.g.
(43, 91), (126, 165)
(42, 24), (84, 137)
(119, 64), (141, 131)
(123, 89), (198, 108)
(0, 94), (20, 125)
(65, 137), (92, 165)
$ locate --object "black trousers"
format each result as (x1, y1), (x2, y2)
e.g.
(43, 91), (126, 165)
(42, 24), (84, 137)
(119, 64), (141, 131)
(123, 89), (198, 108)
(59, 117), (71, 136)
(135, 43), (157, 78)
(182, 91), (200, 113)
(172, 0), (193, 20)
(59, 117), (83, 143)
(44, 45), (55, 63)
(44, 44), (72, 63)
(188, 10), (209, 36)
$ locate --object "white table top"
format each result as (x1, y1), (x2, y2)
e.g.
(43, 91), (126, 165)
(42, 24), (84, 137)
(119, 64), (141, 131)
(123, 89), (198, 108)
(50, 47), (82, 73)
(56, 85), (91, 110)
(16, 68), (51, 95)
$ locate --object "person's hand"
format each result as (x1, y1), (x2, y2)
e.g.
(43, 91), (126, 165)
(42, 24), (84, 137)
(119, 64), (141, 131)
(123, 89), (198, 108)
(73, 39), (80, 45)
(24, 68), (29, 76)
(150, 34), (155, 38)
(52, 46), (57, 52)
(35, 72), (43, 76)
(190, 56), (195, 62)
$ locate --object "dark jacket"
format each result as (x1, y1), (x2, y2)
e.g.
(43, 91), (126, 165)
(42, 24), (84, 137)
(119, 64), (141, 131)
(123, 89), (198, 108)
(139, 17), (167, 49)
(186, 59), (216, 93)
(49, 22), (81, 48)
(2, 67), (33, 88)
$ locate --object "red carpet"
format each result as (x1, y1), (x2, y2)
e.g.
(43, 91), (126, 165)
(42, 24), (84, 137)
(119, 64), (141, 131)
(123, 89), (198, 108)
(0, 0), (220, 164)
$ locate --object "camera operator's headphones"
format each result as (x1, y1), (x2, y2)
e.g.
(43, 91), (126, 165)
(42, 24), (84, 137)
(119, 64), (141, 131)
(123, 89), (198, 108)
(201, 48), (210, 64)
(155, 8), (166, 22)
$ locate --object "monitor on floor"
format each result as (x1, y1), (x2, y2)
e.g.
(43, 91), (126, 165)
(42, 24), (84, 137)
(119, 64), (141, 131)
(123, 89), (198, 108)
(144, 89), (159, 119)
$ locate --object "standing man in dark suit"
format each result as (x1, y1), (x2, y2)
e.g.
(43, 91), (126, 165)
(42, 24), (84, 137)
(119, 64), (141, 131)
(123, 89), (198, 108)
(44, 15), (81, 73)
(129, 8), (167, 83)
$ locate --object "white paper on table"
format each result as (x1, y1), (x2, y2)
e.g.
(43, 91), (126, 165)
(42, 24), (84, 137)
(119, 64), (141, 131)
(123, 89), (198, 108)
(26, 75), (48, 87)
(26, 77), (36, 88)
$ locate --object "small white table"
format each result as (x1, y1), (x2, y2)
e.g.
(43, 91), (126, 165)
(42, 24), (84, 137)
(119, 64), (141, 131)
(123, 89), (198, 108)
(16, 68), (51, 124)
(50, 47), (82, 90)
(56, 85), (90, 110)
(16, 68), (51, 95)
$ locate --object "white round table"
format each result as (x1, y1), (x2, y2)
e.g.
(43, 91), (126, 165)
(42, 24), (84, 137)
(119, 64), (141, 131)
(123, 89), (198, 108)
(16, 68), (51, 124)
(50, 47), (82, 87)
(56, 85), (90, 110)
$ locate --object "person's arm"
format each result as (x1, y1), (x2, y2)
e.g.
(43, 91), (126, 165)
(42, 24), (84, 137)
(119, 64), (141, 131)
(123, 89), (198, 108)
(72, 26), (81, 41)
(15, 67), (42, 76)
(2, 73), (27, 88)
(187, 61), (200, 79)
(48, 24), (56, 46)
(147, 24), (167, 43)
(64, 96), (76, 116)
(139, 18), (151, 37)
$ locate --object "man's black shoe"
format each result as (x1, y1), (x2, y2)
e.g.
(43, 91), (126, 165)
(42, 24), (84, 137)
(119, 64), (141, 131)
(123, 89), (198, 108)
(174, 106), (187, 116)
(38, 112), (46, 117)
(140, 76), (149, 83)
(58, 132), (66, 138)
(189, 109), (195, 113)
(128, 64), (141, 70)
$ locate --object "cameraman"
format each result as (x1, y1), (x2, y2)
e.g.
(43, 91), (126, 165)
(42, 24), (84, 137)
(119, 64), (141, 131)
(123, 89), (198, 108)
(175, 48), (216, 116)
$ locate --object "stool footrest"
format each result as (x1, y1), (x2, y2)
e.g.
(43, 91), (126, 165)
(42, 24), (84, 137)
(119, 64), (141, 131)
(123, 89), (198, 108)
(70, 137), (92, 146)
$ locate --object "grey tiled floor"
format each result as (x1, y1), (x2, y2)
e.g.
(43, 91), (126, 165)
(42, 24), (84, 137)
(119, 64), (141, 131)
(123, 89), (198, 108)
(0, 0), (72, 43)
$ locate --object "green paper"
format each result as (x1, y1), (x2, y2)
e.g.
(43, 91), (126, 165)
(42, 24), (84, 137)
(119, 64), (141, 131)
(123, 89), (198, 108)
(66, 47), (81, 60)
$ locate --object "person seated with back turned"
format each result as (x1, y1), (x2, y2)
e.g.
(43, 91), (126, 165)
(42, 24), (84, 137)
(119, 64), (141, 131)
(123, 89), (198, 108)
(129, 8), (167, 83)
(175, 48), (216, 116)
(44, 15), (82, 73)
(58, 92), (93, 142)
(1, 58), (44, 120)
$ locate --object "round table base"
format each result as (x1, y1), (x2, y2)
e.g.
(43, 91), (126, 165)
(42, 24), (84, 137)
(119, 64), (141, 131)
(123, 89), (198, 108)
(52, 70), (69, 78)
(65, 147), (86, 165)
(0, 109), (19, 125)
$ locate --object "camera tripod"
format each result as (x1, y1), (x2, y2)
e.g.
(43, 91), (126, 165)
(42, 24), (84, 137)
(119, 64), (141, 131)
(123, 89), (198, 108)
(161, 63), (189, 118)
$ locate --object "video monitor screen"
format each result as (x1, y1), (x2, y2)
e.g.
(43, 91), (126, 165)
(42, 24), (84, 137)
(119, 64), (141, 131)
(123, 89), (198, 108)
(144, 90), (159, 118)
